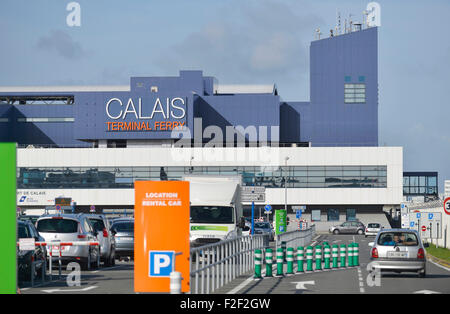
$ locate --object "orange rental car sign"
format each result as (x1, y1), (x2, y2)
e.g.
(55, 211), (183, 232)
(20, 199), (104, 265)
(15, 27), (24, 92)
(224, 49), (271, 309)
(134, 181), (190, 293)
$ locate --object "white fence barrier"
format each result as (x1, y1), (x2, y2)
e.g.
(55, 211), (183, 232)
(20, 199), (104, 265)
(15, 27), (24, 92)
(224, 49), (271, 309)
(189, 227), (316, 294)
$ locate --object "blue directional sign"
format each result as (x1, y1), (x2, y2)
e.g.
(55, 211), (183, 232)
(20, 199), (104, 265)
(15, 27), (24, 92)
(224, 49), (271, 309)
(410, 222), (415, 228)
(149, 251), (175, 277)
(416, 213), (421, 219)
(264, 204), (272, 213)
(296, 210), (302, 219)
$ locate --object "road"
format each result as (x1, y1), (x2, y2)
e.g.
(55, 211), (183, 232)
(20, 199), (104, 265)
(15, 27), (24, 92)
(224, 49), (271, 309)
(20, 234), (450, 294)
(20, 260), (134, 294)
(216, 234), (450, 294)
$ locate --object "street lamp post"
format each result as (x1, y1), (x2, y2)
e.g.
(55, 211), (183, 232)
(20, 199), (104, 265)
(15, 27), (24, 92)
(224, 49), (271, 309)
(284, 157), (289, 213)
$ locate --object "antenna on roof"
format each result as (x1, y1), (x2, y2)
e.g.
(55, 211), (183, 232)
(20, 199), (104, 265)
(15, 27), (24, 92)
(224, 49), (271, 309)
(349, 14), (353, 32)
(336, 9), (341, 35)
(315, 28), (322, 40)
(363, 9), (369, 28)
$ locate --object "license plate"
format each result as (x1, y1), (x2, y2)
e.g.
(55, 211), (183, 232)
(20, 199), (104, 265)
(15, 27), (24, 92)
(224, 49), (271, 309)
(387, 251), (408, 258)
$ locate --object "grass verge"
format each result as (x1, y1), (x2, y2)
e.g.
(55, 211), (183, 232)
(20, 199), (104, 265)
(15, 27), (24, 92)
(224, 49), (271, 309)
(426, 244), (450, 264)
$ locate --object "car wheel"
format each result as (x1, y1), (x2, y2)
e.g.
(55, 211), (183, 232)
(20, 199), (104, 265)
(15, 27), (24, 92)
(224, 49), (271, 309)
(333, 229), (340, 235)
(418, 269), (426, 278)
(357, 229), (364, 235)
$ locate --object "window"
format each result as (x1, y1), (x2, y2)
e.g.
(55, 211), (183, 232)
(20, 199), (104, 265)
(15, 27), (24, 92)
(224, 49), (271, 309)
(17, 117), (74, 122)
(377, 232), (418, 246)
(344, 83), (366, 103)
(311, 210), (321, 222)
(346, 209), (356, 221)
(327, 209), (339, 221)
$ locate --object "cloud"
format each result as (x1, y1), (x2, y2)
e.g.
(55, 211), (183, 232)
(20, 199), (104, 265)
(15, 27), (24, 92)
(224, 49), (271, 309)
(156, 0), (323, 84)
(36, 30), (86, 60)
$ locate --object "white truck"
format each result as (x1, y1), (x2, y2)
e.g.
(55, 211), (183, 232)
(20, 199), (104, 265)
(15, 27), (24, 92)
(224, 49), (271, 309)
(183, 175), (245, 247)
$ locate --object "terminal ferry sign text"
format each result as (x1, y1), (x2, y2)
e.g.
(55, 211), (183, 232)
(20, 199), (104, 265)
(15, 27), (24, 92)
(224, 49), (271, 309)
(105, 96), (187, 132)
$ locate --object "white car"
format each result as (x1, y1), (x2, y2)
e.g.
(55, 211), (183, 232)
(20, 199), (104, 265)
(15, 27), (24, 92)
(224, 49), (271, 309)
(365, 223), (383, 237)
(242, 221), (251, 236)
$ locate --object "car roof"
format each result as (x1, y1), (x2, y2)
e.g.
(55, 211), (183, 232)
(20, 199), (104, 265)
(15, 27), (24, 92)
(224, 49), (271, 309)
(85, 214), (105, 219)
(111, 218), (134, 223)
(378, 228), (418, 233)
(37, 213), (87, 220)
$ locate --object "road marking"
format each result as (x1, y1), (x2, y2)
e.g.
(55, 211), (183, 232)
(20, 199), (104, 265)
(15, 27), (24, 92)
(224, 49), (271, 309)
(42, 285), (98, 293)
(428, 259), (450, 272)
(413, 290), (440, 294)
(291, 280), (315, 290)
(357, 267), (365, 293)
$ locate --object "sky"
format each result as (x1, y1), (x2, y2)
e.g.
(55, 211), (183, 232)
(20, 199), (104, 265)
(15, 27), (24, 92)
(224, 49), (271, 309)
(0, 0), (449, 193)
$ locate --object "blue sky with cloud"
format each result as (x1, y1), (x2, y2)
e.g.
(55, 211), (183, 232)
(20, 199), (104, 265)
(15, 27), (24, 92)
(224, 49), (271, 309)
(0, 0), (449, 192)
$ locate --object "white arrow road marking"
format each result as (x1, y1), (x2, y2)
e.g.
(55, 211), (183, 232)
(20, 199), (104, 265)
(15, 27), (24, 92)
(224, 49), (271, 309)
(413, 290), (440, 294)
(42, 285), (98, 293)
(291, 280), (315, 290)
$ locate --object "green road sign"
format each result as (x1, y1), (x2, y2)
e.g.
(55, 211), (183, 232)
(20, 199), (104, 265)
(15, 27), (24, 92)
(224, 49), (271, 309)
(0, 143), (17, 294)
(274, 209), (287, 235)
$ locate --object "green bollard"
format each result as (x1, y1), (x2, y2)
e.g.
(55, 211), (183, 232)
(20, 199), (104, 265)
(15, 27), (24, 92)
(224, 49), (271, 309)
(265, 249), (273, 277)
(348, 243), (354, 267)
(340, 244), (347, 268)
(254, 249), (262, 279)
(315, 245), (322, 271)
(323, 244), (331, 270)
(297, 246), (305, 273)
(306, 246), (314, 272)
(353, 243), (359, 266)
(332, 244), (339, 268)
(286, 248), (294, 275)
(275, 248), (284, 277)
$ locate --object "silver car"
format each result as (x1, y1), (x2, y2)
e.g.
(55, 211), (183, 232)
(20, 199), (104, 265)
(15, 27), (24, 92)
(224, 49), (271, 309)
(365, 223), (383, 237)
(369, 229), (427, 277)
(87, 214), (116, 266)
(110, 218), (134, 260)
(36, 213), (100, 270)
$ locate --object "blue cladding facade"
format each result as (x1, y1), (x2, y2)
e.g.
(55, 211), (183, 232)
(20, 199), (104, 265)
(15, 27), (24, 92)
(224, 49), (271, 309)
(307, 27), (378, 146)
(0, 28), (378, 147)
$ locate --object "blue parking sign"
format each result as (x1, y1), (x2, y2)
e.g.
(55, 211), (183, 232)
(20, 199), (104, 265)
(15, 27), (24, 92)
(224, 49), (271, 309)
(149, 251), (175, 277)
(428, 213), (434, 220)
(416, 213), (421, 219)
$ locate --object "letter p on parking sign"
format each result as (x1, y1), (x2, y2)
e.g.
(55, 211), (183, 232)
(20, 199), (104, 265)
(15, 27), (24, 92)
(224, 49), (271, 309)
(149, 251), (174, 277)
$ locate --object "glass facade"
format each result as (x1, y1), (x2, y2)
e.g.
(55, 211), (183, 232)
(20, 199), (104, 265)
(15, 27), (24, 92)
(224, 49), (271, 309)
(17, 165), (387, 189)
(403, 172), (438, 196)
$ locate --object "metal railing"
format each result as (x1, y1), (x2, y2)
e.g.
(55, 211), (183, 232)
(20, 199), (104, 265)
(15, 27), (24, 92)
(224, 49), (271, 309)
(276, 225), (316, 250)
(188, 226), (316, 294)
(189, 234), (267, 294)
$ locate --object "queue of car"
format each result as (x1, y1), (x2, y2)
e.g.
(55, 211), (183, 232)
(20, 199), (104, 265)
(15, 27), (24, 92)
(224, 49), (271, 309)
(17, 213), (135, 282)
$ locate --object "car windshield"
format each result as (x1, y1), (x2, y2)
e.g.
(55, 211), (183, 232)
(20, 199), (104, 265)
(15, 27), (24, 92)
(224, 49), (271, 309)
(377, 232), (418, 246)
(112, 222), (134, 232)
(18, 224), (31, 238)
(190, 206), (234, 224)
(89, 218), (105, 232)
(368, 223), (380, 228)
(255, 222), (271, 229)
(36, 218), (78, 233)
